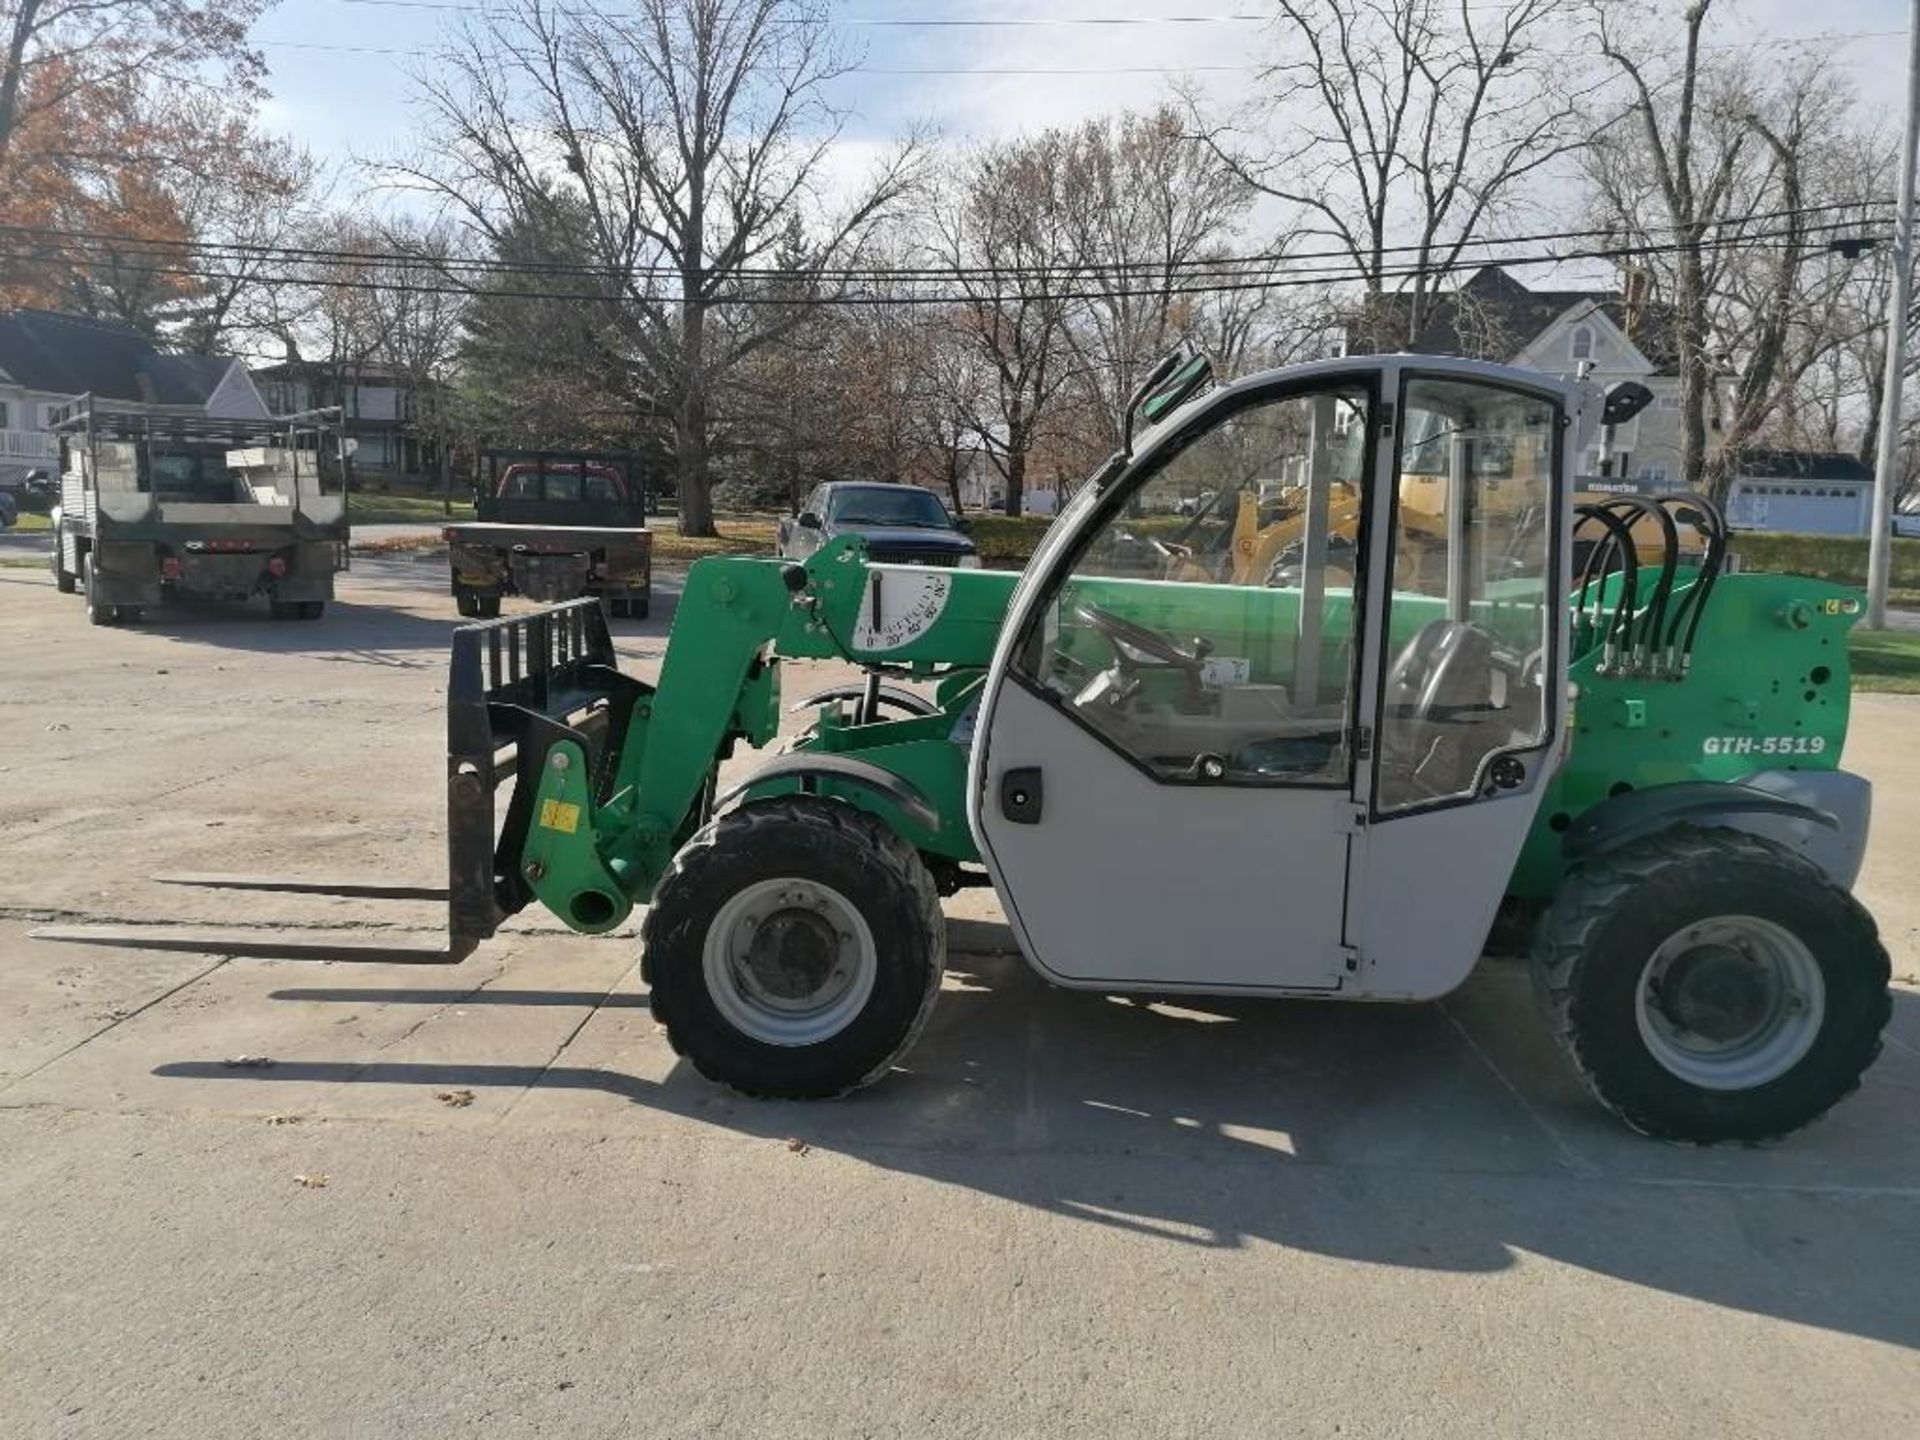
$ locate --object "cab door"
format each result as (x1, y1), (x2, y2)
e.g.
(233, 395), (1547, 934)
(968, 369), (1379, 994)
(1345, 370), (1570, 999)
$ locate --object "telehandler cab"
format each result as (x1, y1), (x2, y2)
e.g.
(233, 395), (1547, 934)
(41, 353), (1892, 1144)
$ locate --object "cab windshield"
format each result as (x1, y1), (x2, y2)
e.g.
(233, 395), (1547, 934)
(829, 487), (954, 529)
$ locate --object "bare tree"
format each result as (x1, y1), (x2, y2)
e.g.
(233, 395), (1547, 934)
(1590, 0), (1857, 498)
(365, 219), (467, 503)
(140, 112), (320, 354)
(1187, 0), (1594, 348)
(391, 0), (924, 535)
(931, 133), (1082, 517)
(904, 319), (989, 515)
(1056, 107), (1258, 449)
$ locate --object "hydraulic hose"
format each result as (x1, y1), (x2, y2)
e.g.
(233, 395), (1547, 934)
(1657, 490), (1728, 671)
(1592, 497), (1678, 670)
(1573, 505), (1639, 671)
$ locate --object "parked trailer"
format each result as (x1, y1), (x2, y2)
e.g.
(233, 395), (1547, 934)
(49, 399), (350, 624)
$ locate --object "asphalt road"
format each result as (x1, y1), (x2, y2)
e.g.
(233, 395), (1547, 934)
(1, 556), (1917, 1438)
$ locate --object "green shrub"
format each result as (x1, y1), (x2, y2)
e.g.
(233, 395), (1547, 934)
(1730, 532), (1920, 591)
(966, 513), (1054, 566)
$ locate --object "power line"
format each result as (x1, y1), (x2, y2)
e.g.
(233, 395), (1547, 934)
(326, 1), (1278, 23)
(0, 220), (1883, 307)
(0, 200), (1887, 285)
(253, 26), (1909, 68)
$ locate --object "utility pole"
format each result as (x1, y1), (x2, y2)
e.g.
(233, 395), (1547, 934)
(1867, 0), (1920, 629)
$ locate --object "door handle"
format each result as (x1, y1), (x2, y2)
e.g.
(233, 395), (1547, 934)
(1000, 767), (1043, 824)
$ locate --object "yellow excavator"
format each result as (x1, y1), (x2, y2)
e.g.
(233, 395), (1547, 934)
(1162, 448), (1706, 595)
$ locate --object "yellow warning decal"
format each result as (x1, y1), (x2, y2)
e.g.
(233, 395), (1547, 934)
(538, 799), (581, 834)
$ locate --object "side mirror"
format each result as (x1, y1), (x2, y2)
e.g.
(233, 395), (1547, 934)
(798, 511), (822, 529)
(1602, 382), (1655, 427)
(953, 515), (972, 533)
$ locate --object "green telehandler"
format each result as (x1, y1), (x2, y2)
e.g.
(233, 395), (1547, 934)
(41, 352), (1892, 1144)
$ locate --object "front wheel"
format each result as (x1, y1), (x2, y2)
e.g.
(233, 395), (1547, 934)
(1532, 828), (1890, 1143)
(642, 797), (945, 1099)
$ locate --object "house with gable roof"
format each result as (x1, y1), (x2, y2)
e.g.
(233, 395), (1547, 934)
(1346, 265), (1720, 488)
(0, 309), (269, 491)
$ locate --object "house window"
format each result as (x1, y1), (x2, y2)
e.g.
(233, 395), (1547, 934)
(42, 403), (59, 429)
(1641, 465), (1669, 486)
(1570, 325), (1595, 362)
(0, 400), (9, 429)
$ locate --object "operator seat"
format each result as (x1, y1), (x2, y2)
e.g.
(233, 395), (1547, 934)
(1382, 619), (1499, 800)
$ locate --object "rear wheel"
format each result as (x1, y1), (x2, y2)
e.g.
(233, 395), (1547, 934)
(269, 599), (303, 621)
(82, 554), (118, 626)
(1532, 828), (1890, 1143)
(52, 526), (76, 593)
(299, 600), (325, 620)
(456, 591), (500, 619)
(643, 797), (945, 1099)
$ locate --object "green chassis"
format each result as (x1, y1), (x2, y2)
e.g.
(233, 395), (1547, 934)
(507, 535), (1863, 941)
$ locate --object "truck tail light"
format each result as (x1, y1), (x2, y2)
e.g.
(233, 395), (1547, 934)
(267, 555), (288, 578)
(160, 556), (183, 579)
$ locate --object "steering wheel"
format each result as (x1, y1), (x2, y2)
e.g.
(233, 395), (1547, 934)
(1384, 619), (1492, 724)
(1073, 602), (1208, 675)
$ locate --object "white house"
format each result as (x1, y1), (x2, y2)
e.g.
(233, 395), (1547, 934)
(1508, 300), (1704, 485)
(1351, 266), (1728, 486)
(0, 309), (268, 489)
(251, 359), (446, 480)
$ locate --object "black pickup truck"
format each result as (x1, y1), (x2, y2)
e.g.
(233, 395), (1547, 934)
(446, 451), (651, 619)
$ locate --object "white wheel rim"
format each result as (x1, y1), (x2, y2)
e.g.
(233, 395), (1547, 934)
(701, 877), (877, 1047)
(1634, 915), (1826, 1091)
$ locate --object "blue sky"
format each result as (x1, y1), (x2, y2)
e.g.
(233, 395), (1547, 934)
(252, 0), (1918, 214)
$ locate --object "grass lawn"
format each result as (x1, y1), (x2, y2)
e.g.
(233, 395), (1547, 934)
(7, 510), (50, 533)
(650, 516), (779, 563)
(349, 493), (474, 525)
(1851, 627), (1920, 694)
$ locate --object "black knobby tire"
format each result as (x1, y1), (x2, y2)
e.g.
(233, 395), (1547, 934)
(269, 599), (303, 621)
(82, 555), (117, 627)
(642, 796), (945, 1099)
(299, 600), (325, 621)
(1532, 827), (1890, 1143)
(456, 591), (501, 620)
(53, 527), (77, 593)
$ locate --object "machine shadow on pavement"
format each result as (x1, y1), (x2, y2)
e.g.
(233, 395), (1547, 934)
(111, 597), (463, 661)
(10, 567), (682, 662)
(151, 925), (1920, 1356)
